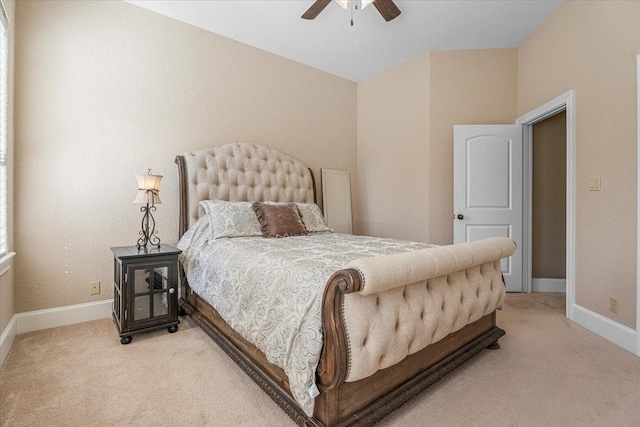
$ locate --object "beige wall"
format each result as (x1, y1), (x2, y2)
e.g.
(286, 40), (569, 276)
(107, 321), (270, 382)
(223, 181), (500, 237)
(356, 49), (517, 244)
(428, 49), (518, 245)
(518, 0), (640, 328)
(11, 0), (640, 335)
(0, 0), (15, 337)
(356, 54), (430, 241)
(532, 111), (566, 279)
(14, 0), (357, 312)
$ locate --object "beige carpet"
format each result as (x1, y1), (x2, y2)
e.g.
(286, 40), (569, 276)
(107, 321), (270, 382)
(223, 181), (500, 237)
(1, 293), (639, 426)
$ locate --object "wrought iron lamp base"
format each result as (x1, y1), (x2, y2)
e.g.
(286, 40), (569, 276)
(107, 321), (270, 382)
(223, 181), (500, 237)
(137, 203), (161, 249)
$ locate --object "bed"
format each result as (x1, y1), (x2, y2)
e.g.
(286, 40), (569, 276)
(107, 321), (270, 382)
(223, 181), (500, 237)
(175, 143), (516, 426)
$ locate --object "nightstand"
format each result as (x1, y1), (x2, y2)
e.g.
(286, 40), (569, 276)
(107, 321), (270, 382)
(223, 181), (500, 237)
(110, 244), (181, 344)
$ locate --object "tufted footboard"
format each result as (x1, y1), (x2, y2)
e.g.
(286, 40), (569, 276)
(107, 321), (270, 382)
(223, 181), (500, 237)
(318, 236), (516, 389)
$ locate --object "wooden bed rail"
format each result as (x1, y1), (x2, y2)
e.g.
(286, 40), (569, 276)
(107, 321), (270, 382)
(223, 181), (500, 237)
(175, 155), (189, 238)
(317, 268), (363, 389)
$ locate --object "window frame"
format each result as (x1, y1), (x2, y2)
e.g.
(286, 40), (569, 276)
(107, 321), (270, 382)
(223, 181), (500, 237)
(0, 0), (13, 276)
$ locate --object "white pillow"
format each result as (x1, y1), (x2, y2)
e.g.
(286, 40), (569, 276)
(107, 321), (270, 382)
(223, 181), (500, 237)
(296, 203), (333, 233)
(199, 200), (262, 239)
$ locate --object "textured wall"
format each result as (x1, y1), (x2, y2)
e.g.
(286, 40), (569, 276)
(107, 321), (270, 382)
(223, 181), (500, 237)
(356, 49), (518, 245)
(0, 0), (15, 337)
(518, 0), (639, 328)
(428, 49), (518, 245)
(13, 0), (640, 336)
(532, 111), (566, 279)
(356, 54), (430, 241)
(14, 0), (356, 313)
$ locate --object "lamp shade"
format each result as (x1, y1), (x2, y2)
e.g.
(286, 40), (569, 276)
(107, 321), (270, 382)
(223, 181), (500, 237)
(136, 173), (162, 191)
(134, 172), (162, 205)
(133, 189), (162, 205)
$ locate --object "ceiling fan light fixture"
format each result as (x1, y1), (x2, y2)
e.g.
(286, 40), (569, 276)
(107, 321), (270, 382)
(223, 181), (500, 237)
(302, 0), (399, 22)
(361, 0), (375, 9)
(336, 0), (375, 10)
(335, 0), (348, 9)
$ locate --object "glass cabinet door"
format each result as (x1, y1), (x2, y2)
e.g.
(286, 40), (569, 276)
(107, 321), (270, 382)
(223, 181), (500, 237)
(112, 259), (123, 329)
(128, 262), (172, 326)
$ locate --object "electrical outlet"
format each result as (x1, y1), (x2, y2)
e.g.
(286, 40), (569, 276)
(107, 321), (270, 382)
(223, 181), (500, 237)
(609, 297), (618, 314)
(90, 281), (101, 295)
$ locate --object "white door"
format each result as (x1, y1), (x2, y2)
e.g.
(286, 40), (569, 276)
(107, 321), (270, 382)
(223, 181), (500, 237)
(453, 125), (523, 292)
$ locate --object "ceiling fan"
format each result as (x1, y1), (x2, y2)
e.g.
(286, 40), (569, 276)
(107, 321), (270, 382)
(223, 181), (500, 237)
(302, 0), (401, 22)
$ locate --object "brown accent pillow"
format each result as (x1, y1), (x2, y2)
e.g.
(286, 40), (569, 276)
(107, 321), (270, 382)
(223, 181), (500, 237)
(252, 202), (309, 238)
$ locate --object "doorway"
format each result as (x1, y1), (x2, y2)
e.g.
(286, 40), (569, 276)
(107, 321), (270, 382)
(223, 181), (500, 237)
(531, 112), (566, 290)
(530, 111), (567, 313)
(517, 90), (576, 321)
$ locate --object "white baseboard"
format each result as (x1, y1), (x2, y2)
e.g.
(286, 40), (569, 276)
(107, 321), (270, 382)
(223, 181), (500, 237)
(0, 315), (17, 365)
(532, 278), (566, 292)
(16, 299), (112, 335)
(572, 303), (638, 355)
(0, 299), (112, 365)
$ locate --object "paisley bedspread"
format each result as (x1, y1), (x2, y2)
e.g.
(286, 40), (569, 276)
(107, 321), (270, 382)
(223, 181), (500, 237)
(178, 217), (434, 416)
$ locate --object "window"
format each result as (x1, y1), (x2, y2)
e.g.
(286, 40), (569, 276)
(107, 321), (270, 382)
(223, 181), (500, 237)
(0, 2), (8, 259)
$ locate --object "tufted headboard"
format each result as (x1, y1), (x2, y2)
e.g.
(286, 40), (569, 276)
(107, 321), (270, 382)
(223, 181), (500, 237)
(175, 143), (316, 237)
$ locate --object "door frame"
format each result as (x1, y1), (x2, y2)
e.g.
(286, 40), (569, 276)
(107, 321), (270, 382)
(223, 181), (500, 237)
(636, 54), (639, 356)
(516, 90), (576, 321)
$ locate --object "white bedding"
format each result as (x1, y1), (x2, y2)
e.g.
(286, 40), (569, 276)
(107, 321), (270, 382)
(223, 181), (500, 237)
(178, 217), (434, 416)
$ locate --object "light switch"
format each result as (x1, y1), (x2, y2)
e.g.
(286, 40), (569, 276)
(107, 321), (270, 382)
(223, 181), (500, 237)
(589, 176), (601, 191)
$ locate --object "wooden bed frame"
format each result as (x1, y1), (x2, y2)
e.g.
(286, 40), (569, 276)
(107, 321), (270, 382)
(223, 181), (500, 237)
(175, 144), (507, 426)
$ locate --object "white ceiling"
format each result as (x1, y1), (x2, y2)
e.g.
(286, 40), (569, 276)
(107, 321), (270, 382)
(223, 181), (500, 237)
(125, 0), (565, 83)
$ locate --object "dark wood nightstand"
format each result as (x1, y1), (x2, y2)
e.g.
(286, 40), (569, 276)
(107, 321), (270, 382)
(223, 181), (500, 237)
(111, 244), (181, 344)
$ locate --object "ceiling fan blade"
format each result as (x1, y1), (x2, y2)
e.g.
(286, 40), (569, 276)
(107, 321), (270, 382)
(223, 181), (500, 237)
(302, 0), (332, 20)
(373, 0), (401, 22)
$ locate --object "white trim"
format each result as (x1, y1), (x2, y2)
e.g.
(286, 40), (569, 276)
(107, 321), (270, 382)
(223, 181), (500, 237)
(573, 304), (638, 355)
(0, 250), (14, 276)
(522, 124), (533, 293)
(636, 54), (640, 356)
(0, 313), (16, 365)
(15, 299), (111, 335)
(0, 1), (8, 24)
(516, 89), (576, 322)
(532, 278), (566, 293)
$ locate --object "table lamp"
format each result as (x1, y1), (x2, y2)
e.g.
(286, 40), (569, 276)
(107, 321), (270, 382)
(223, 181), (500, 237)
(134, 169), (162, 249)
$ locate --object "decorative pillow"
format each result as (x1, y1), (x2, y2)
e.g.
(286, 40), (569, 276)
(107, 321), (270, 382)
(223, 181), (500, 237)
(296, 203), (333, 233)
(199, 200), (262, 239)
(252, 202), (309, 238)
